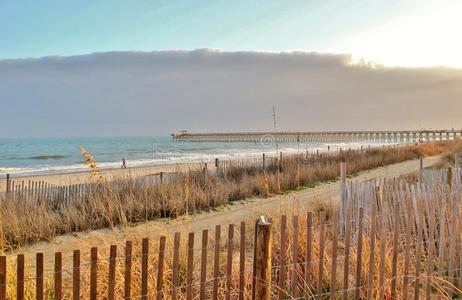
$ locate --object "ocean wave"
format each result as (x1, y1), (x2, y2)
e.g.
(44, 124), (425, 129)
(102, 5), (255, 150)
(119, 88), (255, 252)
(30, 155), (67, 160)
(1, 141), (389, 176)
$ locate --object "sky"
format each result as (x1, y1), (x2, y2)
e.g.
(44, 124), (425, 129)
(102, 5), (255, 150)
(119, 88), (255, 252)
(1, 1), (462, 137)
(1, 0), (462, 67)
(1, 50), (461, 137)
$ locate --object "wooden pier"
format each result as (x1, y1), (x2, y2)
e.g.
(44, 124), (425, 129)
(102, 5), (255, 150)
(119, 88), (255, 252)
(172, 129), (462, 143)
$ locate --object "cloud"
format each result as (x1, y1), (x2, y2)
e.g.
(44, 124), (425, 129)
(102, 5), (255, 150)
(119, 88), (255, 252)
(1, 49), (461, 137)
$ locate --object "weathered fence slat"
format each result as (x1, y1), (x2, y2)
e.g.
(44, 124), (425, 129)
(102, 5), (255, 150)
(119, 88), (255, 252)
(141, 238), (149, 300)
(36, 252), (44, 300)
(414, 205), (425, 300)
(54, 252), (63, 300)
(253, 219), (273, 300)
(354, 208), (364, 300)
(305, 212), (313, 293)
(317, 212), (325, 300)
(17, 254), (24, 300)
(239, 221), (246, 300)
(156, 236), (166, 300)
(73, 250), (80, 300)
(329, 211), (339, 300)
(425, 203), (435, 300)
(402, 203), (413, 299)
(90, 247), (98, 300)
(108, 245), (117, 300)
(378, 216), (387, 299)
(186, 232), (195, 300)
(170, 233), (180, 300)
(0, 256), (5, 300)
(200, 229), (209, 300)
(342, 209), (352, 300)
(124, 241), (133, 300)
(366, 191), (378, 300)
(212, 225), (221, 300)
(278, 215), (287, 300)
(226, 224), (234, 300)
(291, 215), (299, 297)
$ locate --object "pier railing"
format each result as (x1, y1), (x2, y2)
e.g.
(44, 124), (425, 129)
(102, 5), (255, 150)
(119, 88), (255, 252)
(172, 129), (462, 143)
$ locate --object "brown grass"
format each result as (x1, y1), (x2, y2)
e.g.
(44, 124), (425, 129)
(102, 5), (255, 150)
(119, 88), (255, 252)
(1, 141), (461, 251)
(2, 145), (462, 299)
(3, 190), (460, 299)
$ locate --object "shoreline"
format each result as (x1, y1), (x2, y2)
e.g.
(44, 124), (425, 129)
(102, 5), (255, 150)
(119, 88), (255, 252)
(0, 161), (204, 191)
(0, 143), (397, 190)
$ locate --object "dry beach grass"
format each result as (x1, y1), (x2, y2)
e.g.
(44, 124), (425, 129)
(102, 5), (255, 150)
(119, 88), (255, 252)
(0, 140), (461, 298)
(1, 140), (460, 250)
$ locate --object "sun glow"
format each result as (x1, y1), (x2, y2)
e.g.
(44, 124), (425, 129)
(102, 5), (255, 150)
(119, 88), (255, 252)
(337, 1), (462, 68)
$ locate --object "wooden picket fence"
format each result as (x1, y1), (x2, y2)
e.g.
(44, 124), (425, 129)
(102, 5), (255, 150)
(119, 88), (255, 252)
(1, 144), (460, 299)
(2, 145), (371, 205)
(1, 163), (462, 299)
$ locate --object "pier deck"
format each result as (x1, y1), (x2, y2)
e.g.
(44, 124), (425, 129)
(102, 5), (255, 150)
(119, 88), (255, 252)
(172, 130), (462, 143)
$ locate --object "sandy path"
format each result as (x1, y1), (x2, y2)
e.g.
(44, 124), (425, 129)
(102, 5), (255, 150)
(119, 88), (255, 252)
(5, 155), (439, 273)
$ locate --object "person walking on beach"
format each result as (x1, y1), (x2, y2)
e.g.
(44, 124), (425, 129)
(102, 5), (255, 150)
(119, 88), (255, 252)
(121, 157), (127, 169)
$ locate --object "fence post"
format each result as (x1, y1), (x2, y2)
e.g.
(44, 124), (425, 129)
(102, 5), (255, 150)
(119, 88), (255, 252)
(90, 247), (98, 300)
(199, 230), (209, 300)
(124, 241), (132, 300)
(36, 253), (44, 300)
(108, 245), (117, 300)
(5, 174), (9, 193)
(54, 252), (62, 300)
(0, 256), (5, 300)
(239, 222), (246, 300)
(419, 157), (424, 182)
(17, 254), (24, 300)
(252, 217), (273, 300)
(186, 233), (195, 300)
(215, 158), (220, 176)
(447, 167), (453, 188)
(339, 162), (347, 238)
(73, 250), (80, 300)
(156, 236), (166, 300)
(262, 153), (266, 170)
(141, 238), (149, 300)
(226, 224), (235, 300)
(203, 165), (207, 186)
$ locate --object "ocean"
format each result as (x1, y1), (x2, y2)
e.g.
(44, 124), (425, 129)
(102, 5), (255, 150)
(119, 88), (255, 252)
(0, 136), (370, 177)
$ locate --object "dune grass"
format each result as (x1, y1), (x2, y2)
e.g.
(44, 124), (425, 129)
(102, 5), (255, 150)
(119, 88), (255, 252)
(1, 140), (461, 251)
(1, 140), (462, 298)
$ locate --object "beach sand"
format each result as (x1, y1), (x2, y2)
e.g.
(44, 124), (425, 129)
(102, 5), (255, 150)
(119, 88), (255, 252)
(0, 162), (204, 191)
